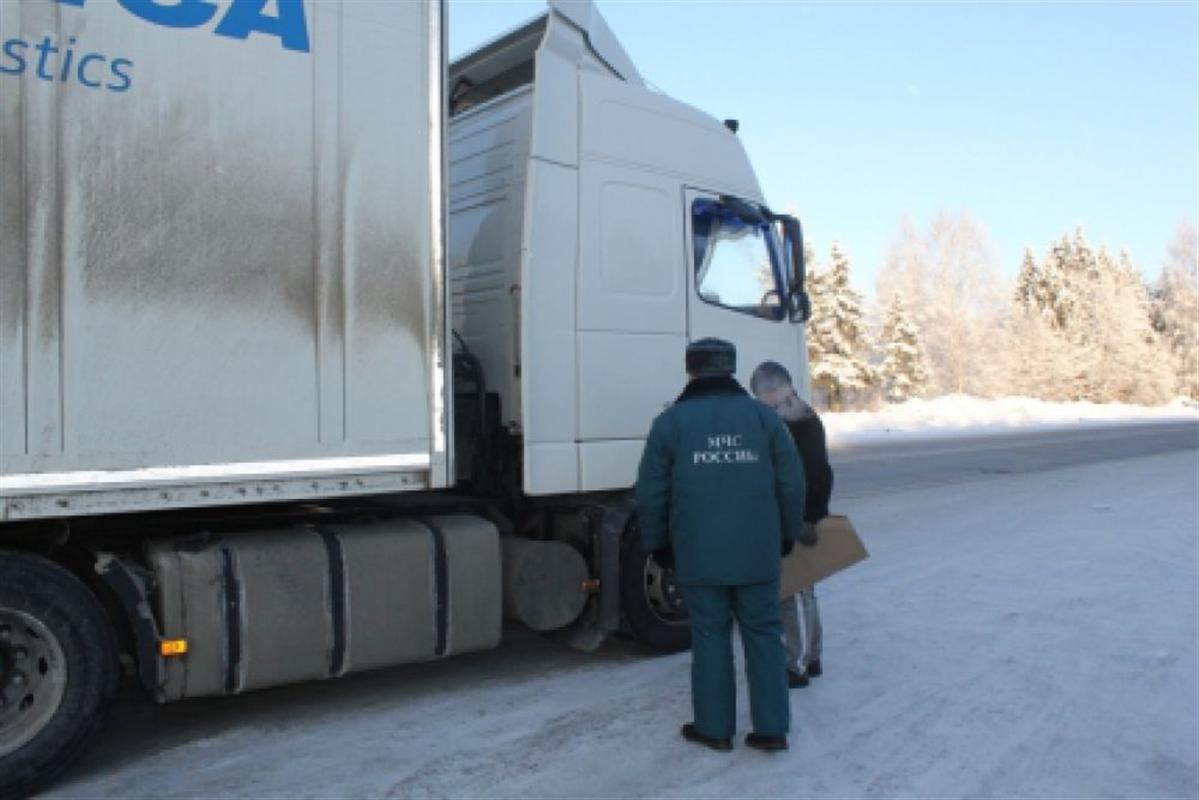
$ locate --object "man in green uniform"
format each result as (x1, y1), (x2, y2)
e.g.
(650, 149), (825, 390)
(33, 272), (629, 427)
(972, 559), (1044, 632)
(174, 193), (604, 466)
(635, 338), (807, 752)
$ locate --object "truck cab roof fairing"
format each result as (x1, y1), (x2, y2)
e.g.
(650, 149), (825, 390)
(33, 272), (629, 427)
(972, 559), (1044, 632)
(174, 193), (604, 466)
(546, 0), (642, 84)
(450, 0), (641, 115)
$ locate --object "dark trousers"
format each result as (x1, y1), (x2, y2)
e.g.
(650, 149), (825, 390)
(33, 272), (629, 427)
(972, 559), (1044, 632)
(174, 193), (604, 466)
(680, 580), (789, 739)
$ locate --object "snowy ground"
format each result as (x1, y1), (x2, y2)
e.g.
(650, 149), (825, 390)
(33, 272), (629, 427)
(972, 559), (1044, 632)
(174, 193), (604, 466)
(823, 394), (1199, 448)
(47, 446), (1199, 799)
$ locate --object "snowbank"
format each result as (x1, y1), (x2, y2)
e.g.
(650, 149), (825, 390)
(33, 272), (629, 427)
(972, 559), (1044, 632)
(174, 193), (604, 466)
(823, 394), (1199, 447)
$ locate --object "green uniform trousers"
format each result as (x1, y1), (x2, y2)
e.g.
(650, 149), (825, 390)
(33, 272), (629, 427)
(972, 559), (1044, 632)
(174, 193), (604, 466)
(681, 579), (790, 740)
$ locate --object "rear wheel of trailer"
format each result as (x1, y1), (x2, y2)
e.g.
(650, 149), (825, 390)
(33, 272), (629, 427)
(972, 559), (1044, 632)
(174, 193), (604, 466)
(0, 552), (119, 800)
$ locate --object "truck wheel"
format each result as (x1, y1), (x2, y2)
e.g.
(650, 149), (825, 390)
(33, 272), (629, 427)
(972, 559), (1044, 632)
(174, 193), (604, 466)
(619, 524), (690, 654)
(0, 552), (119, 800)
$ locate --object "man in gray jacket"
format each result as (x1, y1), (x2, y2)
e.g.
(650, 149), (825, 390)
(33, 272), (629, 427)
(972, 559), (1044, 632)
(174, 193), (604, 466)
(636, 339), (807, 752)
(751, 361), (833, 687)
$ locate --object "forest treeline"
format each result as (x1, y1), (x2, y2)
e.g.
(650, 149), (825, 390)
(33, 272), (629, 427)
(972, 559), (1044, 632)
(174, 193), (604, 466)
(804, 216), (1198, 410)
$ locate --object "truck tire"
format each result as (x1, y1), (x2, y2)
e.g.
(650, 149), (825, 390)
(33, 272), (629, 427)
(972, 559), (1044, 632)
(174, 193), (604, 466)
(0, 552), (119, 800)
(619, 523), (690, 654)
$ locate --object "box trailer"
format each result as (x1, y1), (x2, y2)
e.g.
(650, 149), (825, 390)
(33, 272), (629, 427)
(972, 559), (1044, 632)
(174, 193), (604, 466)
(0, 0), (812, 794)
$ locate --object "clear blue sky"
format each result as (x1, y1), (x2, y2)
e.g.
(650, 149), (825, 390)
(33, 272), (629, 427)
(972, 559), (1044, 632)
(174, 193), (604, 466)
(450, 0), (1199, 294)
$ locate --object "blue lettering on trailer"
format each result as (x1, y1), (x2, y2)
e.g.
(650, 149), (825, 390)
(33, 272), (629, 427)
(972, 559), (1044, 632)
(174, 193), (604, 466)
(1, 0), (310, 95)
(55, 0), (311, 53)
(0, 35), (133, 92)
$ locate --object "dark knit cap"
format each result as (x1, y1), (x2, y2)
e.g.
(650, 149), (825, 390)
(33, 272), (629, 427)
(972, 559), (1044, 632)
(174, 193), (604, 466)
(686, 338), (736, 376)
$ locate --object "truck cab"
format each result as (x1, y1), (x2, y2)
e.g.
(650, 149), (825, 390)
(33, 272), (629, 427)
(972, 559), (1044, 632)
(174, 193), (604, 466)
(447, 0), (810, 497)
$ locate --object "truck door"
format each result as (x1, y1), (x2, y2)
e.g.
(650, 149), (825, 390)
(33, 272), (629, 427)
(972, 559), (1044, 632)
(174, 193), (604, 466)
(684, 189), (809, 396)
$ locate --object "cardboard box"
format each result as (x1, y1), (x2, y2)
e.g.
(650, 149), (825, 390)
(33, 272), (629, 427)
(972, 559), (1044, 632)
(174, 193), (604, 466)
(780, 516), (868, 597)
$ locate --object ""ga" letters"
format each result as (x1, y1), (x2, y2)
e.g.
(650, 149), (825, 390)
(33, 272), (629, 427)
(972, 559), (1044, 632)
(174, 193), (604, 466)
(56, 0), (311, 54)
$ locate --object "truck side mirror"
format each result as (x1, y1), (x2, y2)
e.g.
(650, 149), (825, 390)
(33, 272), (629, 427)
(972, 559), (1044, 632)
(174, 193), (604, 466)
(789, 289), (811, 323)
(780, 215), (810, 323)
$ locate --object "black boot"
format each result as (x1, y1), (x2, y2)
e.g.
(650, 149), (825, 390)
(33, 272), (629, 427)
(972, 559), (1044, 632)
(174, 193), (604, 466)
(787, 669), (809, 688)
(745, 732), (789, 751)
(807, 658), (823, 677)
(681, 723), (733, 752)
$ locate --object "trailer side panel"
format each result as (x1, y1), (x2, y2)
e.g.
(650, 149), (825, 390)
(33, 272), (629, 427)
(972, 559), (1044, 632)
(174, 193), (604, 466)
(0, 0), (449, 519)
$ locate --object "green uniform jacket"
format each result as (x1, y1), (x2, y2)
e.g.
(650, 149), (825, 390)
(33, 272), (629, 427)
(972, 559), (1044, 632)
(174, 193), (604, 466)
(635, 375), (807, 586)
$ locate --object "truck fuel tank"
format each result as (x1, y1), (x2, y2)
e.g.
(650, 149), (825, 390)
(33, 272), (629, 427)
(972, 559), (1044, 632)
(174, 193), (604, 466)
(146, 514), (502, 702)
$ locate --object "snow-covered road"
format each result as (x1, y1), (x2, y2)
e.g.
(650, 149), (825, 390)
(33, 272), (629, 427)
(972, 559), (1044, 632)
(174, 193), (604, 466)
(831, 420), (1199, 499)
(47, 447), (1198, 799)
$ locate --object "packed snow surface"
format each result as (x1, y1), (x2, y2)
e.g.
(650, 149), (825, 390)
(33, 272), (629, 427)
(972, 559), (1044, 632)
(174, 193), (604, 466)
(48, 448), (1199, 799)
(824, 394), (1199, 447)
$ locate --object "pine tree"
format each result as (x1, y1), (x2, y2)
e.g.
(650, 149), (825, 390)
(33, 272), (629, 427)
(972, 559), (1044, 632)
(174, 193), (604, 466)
(1002, 238), (1078, 400)
(1004, 305), (1076, 401)
(878, 292), (930, 402)
(1039, 228), (1103, 399)
(1071, 226), (1098, 283)
(1007, 228), (1176, 405)
(807, 242), (878, 409)
(1108, 249), (1170, 402)
(804, 245), (829, 401)
(1039, 234), (1076, 331)
(1013, 248), (1040, 310)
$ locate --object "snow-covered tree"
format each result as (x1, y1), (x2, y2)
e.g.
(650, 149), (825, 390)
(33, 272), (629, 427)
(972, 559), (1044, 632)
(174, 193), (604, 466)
(878, 291), (930, 402)
(1006, 245), (1071, 398)
(1004, 305), (1076, 401)
(877, 216), (926, 314)
(1032, 231), (1089, 334)
(1013, 248), (1041, 310)
(807, 242), (878, 409)
(1070, 247), (1172, 404)
(1153, 223), (1199, 398)
(877, 212), (1006, 396)
(1007, 227), (1174, 404)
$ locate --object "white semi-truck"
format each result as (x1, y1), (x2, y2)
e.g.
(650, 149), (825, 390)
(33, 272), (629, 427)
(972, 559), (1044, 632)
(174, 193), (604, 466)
(0, 0), (811, 794)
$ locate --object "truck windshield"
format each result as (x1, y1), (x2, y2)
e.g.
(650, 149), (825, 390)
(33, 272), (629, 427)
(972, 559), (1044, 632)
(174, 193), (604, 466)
(692, 198), (786, 321)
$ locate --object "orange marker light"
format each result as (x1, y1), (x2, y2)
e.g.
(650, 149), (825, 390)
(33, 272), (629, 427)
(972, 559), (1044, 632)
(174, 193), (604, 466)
(160, 638), (189, 657)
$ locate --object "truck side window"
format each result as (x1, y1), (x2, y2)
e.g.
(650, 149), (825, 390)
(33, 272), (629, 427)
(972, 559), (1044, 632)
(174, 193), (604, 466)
(692, 198), (785, 321)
